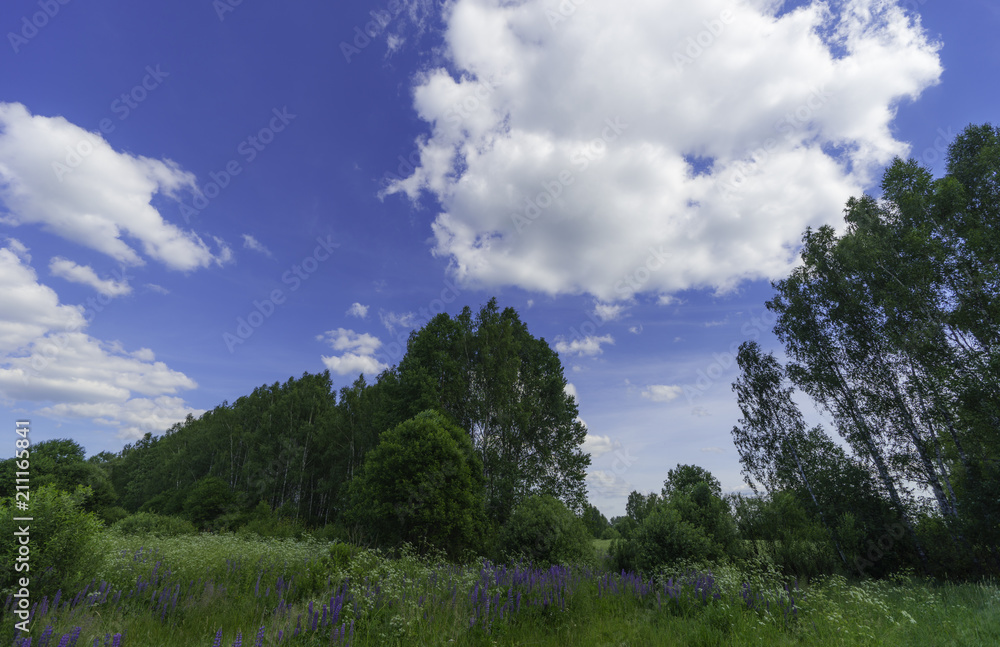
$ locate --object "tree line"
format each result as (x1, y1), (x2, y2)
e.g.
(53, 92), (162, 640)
(1, 123), (995, 584)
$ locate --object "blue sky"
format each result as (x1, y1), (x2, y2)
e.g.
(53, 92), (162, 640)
(1, 0), (997, 517)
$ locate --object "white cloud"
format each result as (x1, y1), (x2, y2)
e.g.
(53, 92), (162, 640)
(0, 242), (202, 439)
(593, 302), (626, 322)
(642, 384), (683, 402)
(49, 257), (131, 297)
(347, 302), (369, 319)
(0, 102), (227, 271)
(564, 382), (578, 402)
(379, 310), (416, 334)
(583, 433), (620, 459)
(242, 234), (273, 257)
(628, 324), (643, 335)
(588, 469), (633, 498)
(555, 334), (614, 357)
(384, 0), (941, 301)
(318, 328), (389, 376)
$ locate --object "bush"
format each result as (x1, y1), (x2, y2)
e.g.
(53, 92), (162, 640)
(612, 505), (714, 574)
(498, 494), (595, 566)
(184, 476), (234, 529)
(112, 512), (198, 537)
(0, 485), (104, 597)
(346, 410), (487, 559)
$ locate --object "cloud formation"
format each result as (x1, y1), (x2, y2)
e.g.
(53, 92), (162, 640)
(642, 384), (683, 402)
(318, 328), (389, 376)
(49, 258), (132, 297)
(385, 0), (941, 300)
(0, 102), (228, 271)
(0, 242), (202, 439)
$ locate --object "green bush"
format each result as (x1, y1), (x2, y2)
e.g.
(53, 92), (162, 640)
(111, 512), (198, 537)
(612, 505), (714, 574)
(498, 494), (595, 566)
(346, 410), (487, 559)
(184, 475), (234, 529)
(0, 485), (104, 597)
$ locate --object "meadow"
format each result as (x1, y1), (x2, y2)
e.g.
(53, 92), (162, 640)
(3, 530), (998, 647)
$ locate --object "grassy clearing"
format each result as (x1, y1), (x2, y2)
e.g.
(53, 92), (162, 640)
(2, 531), (998, 646)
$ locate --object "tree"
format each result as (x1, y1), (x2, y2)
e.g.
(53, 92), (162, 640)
(392, 298), (590, 526)
(762, 123), (1000, 575)
(582, 502), (611, 539)
(498, 494), (594, 566)
(662, 464), (722, 499)
(346, 410), (486, 559)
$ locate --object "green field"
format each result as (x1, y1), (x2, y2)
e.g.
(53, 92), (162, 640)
(4, 531), (998, 647)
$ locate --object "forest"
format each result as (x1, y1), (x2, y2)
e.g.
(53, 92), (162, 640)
(0, 123), (997, 646)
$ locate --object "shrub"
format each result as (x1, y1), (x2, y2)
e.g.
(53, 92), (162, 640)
(0, 485), (103, 597)
(184, 475), (234, 529)
(346, 410), (487, 559)
(111, 512), (198, 537)
(612, 505), (714, 574)
(498, 494), (595, 566)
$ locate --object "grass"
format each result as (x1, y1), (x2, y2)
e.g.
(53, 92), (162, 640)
(3, 530), (998, 646)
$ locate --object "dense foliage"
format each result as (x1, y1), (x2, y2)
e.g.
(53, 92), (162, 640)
(497, 493), (595, 566)
(346, 410), (486, 558)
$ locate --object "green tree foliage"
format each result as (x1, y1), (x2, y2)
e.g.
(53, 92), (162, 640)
(662, 464), (722, 498)
(0, 439), (117, 514)
(184, 475), (235, 529)
(390, 298), (590, 526)
(611, 466), (738, 574)
(0, 485), (103, 597)
(581, 503), (611, 539)
(346, 410), (486, 559)
(497, 494), (594, 566)
(758, 123), (1000, 576)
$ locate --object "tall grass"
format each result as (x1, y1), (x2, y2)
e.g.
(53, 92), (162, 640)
(2, 530), (997, 646)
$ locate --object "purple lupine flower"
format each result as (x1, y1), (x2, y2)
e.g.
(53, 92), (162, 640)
(38, 625), (54, 647)
(68, 626), (81, 647)
(212, 628), (223, 647)
(254, 626), (265, 647)
(231, 632), (242, 647)
(111, 633), (122, 647)
(56, 636), (70, 647)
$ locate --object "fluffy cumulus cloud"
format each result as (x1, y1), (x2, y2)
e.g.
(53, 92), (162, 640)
(318, 328), (389, 376)
(583, 433), (620, 459)
(642, 384), (683, 402)
(347, 302), (369, 318)
(555, 334), (614, 357)
(49, 257), (132, 297)
(385, 0), (942, 300)
(0, 102), (228, 271)
(0, 242), (202, 439)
